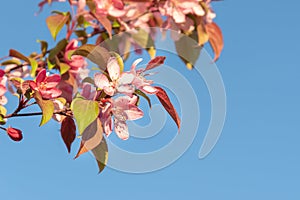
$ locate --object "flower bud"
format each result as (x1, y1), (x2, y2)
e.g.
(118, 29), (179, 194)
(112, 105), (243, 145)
(7, 127), (23, 142)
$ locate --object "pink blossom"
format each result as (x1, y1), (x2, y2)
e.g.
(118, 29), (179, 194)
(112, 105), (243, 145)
(29, 69), (62, 99)
(159, 0), (205, 24)
(130, 58), (158, 94)
(0, 69), (7, 105)
(64, 39), (87, 73)
(52, 99), (66, 122)
(100, 96), (143, 140)
(81, 83), (96, 100)
(94, 0), (126, 18)
(94, 57), (135, 96)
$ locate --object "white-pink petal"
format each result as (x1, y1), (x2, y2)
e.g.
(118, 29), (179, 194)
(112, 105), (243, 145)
(131, 58), (143, 71)
(107, 57), (120, 81)
(94, 73), (110, 89)
(114, 119), (129, 140)
(141, 85), (157, 94)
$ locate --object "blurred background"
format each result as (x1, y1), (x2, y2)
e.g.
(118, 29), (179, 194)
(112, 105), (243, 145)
(0, 0), (300, 199)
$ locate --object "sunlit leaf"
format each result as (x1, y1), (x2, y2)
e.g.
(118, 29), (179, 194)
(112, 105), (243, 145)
(48, 38), (68, 61)
(46, 12), (70, 41)
(61, 116), (76, 153)
(37, 40), (48, 56)
(75, 30), (88, 45)
(196, 17), (209, 46)
(0, 59), (21, 66)
(0, 105), (7, 125)
(154, 86), (180, 129)
(75, 118), (103, 158)
(71, 94), (99, 134)
(72, 44), (110, 71)
(206, 22), (224, 62)
(92, 137), (108, 174)
(34, 92), (55, 126)
(28, 58), (38, 77)
(59, 63), (70, 75)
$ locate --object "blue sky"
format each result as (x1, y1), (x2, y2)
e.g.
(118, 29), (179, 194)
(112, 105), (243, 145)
(1, 0), (300, 199)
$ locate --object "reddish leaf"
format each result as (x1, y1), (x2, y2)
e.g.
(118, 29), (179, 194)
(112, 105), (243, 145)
(154, 86), (181, 129)
(93, 13), (112, 39)
(61, 116), (76, 153)
(145, 56), (166, 71)
(206, 22), (224, 62)
(74, 118), (103, 158)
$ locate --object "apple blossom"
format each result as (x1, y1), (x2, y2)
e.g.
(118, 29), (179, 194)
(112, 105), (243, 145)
(100, 95), (143, 140)
(94, 57), (135, 96)
(29, 69), (62, 99)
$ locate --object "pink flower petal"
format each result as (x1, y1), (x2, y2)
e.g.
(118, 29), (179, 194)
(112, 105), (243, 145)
(114, 119), (129, 140)
(29, 81), (38, 90)
(45, 74), (61, 88)
(36, 69), (46, 84)
(103, 86), (115, 96)
(107, 57), (120, 81)
(118, 72), (134, 85)
(0, 69), (5, 78)
(41, 88), (62, 99)
(0, 84), (6, 96)
(124, 106), (144, 120)
(117, 85), (135, 96)
(173, 8), (186, 23)
(0, 96), (7, 105)
(141, 85), (157, 94)
(131, 58), (143, 71)
(94, 73), (110, 89)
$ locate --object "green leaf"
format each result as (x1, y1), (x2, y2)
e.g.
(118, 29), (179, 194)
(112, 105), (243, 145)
(0, 106), (7, 125)
(46, 13), (70, 41)
(75, 30), (88, 45)
(72, 44), (110, 71)
(0, 59), (21, 66)
(28, 58), (38, 77)
(92, 137), (108, 174)
(135, 89), (151, 108)
(48, 38), (68, 61)
(174, 33), (202, 69)
(37, 40), (48, 56)
(71, 95), (100, 135)
(131, 29), (156, 58)
(47, 58), (55, 70)
(59, 63), (70, 75)
(34, 92), (55, 126)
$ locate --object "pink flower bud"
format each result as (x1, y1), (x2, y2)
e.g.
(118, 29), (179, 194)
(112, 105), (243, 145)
(7, 127), (23, 142)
